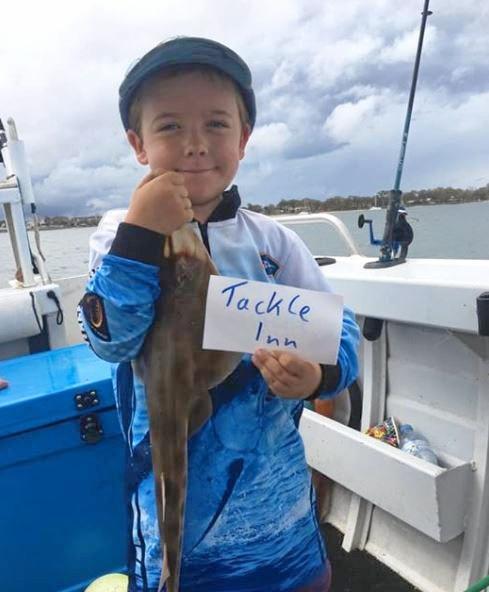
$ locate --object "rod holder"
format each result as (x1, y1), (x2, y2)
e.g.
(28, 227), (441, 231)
(363, 317), (384, 342)
(476, 292), (489, 337)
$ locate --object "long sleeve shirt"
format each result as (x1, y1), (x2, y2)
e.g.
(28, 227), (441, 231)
(79, 186), (359, 592)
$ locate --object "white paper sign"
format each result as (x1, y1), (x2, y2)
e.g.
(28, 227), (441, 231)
(202, 275), (343, 364)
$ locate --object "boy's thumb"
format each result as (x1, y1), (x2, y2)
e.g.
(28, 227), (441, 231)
(136, 168), (168, 189)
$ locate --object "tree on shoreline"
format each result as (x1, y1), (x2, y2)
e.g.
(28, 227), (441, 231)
(2, 185), (486, 229)
(246, 184), (489, 215)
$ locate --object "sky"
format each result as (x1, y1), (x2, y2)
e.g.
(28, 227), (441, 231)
(1, 0), (488, 216)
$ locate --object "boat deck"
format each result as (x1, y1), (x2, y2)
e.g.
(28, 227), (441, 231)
(323, 524), (420, 592)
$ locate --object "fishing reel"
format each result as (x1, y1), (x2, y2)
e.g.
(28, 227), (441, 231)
(358, 214), (381, 246)
(358, 202), (414, 268)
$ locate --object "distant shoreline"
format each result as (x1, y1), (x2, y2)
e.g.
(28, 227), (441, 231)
(0, 225), (98, 233)
(0, 198), (487, 233)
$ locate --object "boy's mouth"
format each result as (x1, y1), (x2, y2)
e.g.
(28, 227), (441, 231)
(178, 168), (215, 174)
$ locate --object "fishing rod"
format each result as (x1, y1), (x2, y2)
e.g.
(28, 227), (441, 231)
(362, 0), (432, 269)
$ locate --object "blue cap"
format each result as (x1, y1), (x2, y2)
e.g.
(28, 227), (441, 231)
(119, 36), (256, 131)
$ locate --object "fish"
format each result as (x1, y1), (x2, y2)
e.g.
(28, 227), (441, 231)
(135, 224), (242, 592)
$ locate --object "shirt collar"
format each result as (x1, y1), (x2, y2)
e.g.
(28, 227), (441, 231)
(207, 185), (241, 223)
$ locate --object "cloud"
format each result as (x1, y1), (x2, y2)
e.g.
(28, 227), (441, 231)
(323, 95), (382, 143)
(33, 153), (141, 216)
(1, 0), (488, 214)
(379, 25), (438, 64)
(307, 34), (384, 90)
(247, 123), (292, 161)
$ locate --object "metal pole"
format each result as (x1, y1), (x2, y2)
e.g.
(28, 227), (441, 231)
(368, 0), (432, 267)
(0, 118), (36, 286)
(393, 0), (432, 193)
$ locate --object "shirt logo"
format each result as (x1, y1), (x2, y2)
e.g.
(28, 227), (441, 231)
(260, 254), (280, 277)
(81, 292), (111, 341)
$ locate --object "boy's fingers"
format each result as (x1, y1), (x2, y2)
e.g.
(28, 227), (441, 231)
(139, 170), (186, 190)
(165, 171), (186, 185)
(136, 168), (171, 189)
(178, 185), (189, 199)
(264, 349), (302, 378)
(254, 349), (282, 373)
(181, 197), (193, 211)
(253, 350), (294, 387)
(258, 365), (291, 393)
(275, 352), (303, 377)
(150, 170), (186, 186)
(136, 170), (161, 189)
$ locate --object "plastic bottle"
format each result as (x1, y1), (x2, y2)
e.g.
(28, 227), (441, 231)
(399, 424), (439, 465)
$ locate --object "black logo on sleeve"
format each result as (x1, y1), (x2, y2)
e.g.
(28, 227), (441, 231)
(80, 293), (111, 342)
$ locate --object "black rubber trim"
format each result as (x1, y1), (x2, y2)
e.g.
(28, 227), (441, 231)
(347, 380), (363, 430)
(315, 256), (336, 266)
(305, 363), (341, 400)
(477, 292), (489, 336)
(363, 317), (384, 342)
(109, 222), (165, 266)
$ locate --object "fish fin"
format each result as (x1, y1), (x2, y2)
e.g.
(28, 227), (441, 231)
(163, 236), (172, 259)
(159, 474), (171, 585)
(158, 550), (170, 592)
(158, 564), (169, 592)
(168, 226), (212, 263)
(199, 350), (243, 390)
(188, 392), (213, 438)
(160, 473), (170, 585)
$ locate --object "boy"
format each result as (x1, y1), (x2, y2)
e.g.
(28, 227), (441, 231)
(80, 37), (359, 592)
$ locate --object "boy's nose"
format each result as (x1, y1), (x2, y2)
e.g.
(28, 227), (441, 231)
(183, 131), (208, 157)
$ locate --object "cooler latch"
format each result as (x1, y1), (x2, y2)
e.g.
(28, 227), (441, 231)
(74, 390), (100, 410)
(80, 414), (104, 444)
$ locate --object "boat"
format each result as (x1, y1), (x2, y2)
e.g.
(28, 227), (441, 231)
(2, 2), (489, 591)
(2, 113), (489, 592)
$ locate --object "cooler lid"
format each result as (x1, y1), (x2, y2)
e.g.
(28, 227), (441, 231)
(0, 344), (115, 437)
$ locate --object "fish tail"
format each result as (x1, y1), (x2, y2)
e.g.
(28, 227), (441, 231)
(162, 421), (188, 592)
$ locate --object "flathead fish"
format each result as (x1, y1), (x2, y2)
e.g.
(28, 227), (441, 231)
(136, 224), (241, 592)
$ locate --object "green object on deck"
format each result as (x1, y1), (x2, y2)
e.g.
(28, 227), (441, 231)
(464, 575), (489, 592)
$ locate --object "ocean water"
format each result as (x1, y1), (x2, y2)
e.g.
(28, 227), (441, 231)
(0, 201), (488, 288)
(288, 200), (489, 260)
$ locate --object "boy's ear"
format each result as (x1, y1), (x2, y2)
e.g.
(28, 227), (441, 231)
(127, 130), (148, 165)
(239, 124), (252, 160)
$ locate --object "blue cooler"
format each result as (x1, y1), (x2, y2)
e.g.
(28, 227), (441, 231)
(0, 344), (128, 592)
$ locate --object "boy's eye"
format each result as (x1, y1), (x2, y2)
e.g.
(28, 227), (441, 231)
(208, 120), (229, 129)
(158, 123), (179, 132)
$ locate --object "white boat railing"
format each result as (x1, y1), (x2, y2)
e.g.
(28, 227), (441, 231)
(273, 212), (361, 256)
(0, 118), (66, 353)
(0, 118), (37, 287)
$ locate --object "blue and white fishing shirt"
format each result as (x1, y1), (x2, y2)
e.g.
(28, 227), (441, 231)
(79, 186), (359, 592)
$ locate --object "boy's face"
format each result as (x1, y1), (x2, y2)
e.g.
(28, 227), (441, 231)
(128, 71), (250, 217)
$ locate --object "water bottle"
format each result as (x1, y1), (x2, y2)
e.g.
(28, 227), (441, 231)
(399, 424), (438, 465)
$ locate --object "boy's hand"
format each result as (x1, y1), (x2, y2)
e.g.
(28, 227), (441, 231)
(125, 169), (193, 235)
(252, 349), (322, 399)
